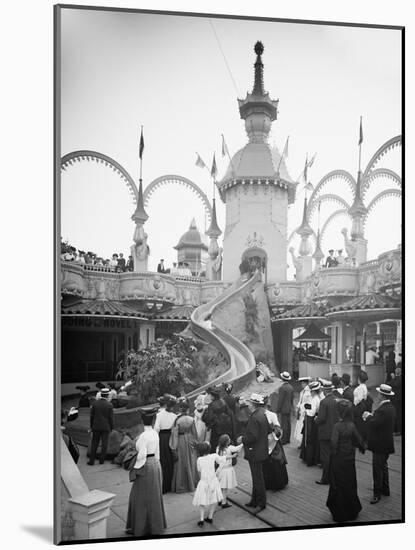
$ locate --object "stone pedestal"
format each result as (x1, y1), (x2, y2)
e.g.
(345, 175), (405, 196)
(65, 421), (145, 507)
(354, 237), (368, 266)
(296, 256), (313, 282)
(68, 490), (115, 540)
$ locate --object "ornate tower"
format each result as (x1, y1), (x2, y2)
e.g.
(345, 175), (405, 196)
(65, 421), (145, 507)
(174, 219), (208, 276)
(294, 197), (313, 281)
(205, 199), (223, 280)
(130, 178), (149, 272)
(348, 171), (368, 265)
(218, 42), (296, 283)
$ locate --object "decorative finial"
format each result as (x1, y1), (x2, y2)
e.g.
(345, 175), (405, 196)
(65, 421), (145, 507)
(254, 41), (264, 56)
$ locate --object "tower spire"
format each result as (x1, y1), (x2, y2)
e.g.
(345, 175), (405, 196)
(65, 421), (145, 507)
(206, 198), (222, 238)
(252, 41), (265, 96)
(131, 178), (149, 224)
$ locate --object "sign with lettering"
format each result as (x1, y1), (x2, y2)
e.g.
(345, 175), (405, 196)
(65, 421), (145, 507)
(62, 316), (141, 329)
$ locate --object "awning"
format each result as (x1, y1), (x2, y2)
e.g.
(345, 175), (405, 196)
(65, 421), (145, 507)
(271, 302), (327, 323)
(61, 299), (148, 319)
(293, 322), (331, 342)
(326, 293), (401, 320)
(153, 305), (194, 321)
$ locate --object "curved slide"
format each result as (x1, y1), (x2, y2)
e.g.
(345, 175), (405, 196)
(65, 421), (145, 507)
(186, 271), (261, 398)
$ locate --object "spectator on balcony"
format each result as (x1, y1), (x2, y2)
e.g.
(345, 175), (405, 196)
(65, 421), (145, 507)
(324, 250), (338, 268)
(95, 257), (104, 267)
(127, 255), (134, 271)
(62, 248), (75, 261)
(85, 252), (93, 265)
(336, 249), (345, 265)
(76, 251), (86, 264)
(117, 253), (126, 272)
(157, 259), (166, 273)
(109, 254), (118, 269)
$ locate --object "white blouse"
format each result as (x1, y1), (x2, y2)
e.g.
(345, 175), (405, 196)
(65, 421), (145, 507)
(306, 394), (321, 417)
(133, 426), (160, 470)
(354, 383), (368, 406)
(154, 409), (177, 431)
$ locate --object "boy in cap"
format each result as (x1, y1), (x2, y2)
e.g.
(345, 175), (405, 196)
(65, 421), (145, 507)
(363, 384), (396, 503)
(88, 388), (114, 465)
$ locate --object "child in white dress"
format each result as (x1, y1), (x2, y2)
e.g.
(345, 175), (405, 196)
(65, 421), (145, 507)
(192, 442), (223, 527)
(216, 434), (243, 508)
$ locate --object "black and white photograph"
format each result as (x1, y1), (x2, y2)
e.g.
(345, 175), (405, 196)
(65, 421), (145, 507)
(55, 4), (403, 545)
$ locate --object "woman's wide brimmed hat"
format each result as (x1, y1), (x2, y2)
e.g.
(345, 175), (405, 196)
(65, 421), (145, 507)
(280, 371), (292, 381)
(376, 383), (395, 397)
(309, 380), (321, 392)
(321, 380), (334, 390)
(298, 376), (311, 383)
(248, 393), (265, 405)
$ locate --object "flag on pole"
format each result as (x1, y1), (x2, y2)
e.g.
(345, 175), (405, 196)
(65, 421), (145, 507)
(358, 116), (363, 146)
(221, 134), (230, 158)
(308, 152), (316, 168)
(303, 154), (308, 183)
(282, 136), (289, 159)
(139, 127), (144, 160)
(211, 153), (218, 179)
(195, 152), (207, 169)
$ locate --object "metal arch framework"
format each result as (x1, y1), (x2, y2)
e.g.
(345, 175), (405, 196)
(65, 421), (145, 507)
(61, 150), (139, 201)
(365, 188), (402, 217)
(363, 135), (402, 181)
(287, 226), (317, 247)
(143, 175), (213, 220)
(362, 168), (401, 199)
(320, 209), (351, 243)
(307, 193), (351, 220)
(307, 170), (356, 217)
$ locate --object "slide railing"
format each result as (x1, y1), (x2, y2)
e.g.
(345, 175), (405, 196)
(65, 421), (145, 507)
(186, 271), (261, 397)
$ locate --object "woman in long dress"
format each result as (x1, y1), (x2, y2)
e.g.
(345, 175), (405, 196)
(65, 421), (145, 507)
(326, 400), (365, 522)
(353, 370), (371, 442)
(193, 394), (208, 442)
(262, 401), (288, 491)
(299, 381), (321, 466)
(171, 401), (199, 493)
(154, 394), (177, 494)
(126, 408), (166, 536)
(293, 377), (311, 447)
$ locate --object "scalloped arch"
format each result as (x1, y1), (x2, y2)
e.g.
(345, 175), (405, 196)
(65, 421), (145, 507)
(365, 188), (402, 216)
(61, 150), (138, 201)
(320, 209), (351, 243)
(362, 168), (401, 199)
(363, 135), (402, 180)
(143, 175), (212, 220)
(307, 170), (356, 217)
(307, 193), (351, 220)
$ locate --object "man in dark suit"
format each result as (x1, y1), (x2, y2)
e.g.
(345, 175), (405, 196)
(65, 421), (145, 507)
(390, 367), (402, 434)
(238, 393), (269, 514)
(276, 371), (294, 445)
(88, 388), (114, 465)
(117, 253), (126, 272)
(315, 380), (340, 484)
(340, 373), (354, 403)
(157, 259), (166, 273)
(363, 384), (396, 503)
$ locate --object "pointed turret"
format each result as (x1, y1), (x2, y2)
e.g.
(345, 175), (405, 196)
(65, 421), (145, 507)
(206, 199), (222, 238)
(348, 171), (367, 239)
(238, 41), (279, 143)
(131, 179), (149, 224)
(313, 229), (324, 267)
(297, 197), (313, 238)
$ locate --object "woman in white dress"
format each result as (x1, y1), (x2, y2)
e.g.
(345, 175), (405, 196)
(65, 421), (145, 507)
(216, 434), (243, 507)
(294, 377), (311, 447)
(193, 394), (208, 442)
(192, 442), (223, 527)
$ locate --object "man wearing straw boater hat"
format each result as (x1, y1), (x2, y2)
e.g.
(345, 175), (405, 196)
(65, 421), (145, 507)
(276, 371), (294, 445)
(363, 384), (396, 504)
(237, 394), (269, 514)
(88, 388), (114, 466)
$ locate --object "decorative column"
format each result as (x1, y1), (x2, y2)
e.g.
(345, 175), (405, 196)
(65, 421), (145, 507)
(293, 197), (313, 281)
(205, 198), (222, 280)
(313, 228), (324, 270)
(130, 178), (150, 272)
(68, 490), (115, 540)
(348, 168), (368, 265)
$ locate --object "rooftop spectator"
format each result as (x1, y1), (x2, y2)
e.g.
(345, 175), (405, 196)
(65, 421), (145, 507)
(127, 255), (134, 271)
(117, 253), (126, 272)
(325, 249), (338, 268)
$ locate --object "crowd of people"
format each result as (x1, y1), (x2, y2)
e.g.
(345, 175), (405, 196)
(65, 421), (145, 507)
(324, 249), (346, 268)
(62, 367), (401, 536)
(294, 370), (399, 522)
(61, 240), (134, 272)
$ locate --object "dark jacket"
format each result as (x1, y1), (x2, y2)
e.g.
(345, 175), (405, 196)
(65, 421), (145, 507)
(202, 398), (233, 436)
(242, 407), (269, 462)
(276, 382), (294, 415)
(117, 258), (126, 271)
(315, 393), (339, 441)
(90, 398), (114, 431)
(342, 386), (354, 403)
(366, 401), (396, 455)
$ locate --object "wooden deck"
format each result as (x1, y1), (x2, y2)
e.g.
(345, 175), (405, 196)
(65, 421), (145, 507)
(228, 434), (402, 528)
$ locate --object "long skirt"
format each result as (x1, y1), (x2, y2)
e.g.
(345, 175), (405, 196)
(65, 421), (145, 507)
(171, 433), (198, 493)
(326, 454), (362, 523)
(263, 441), (289, 491)
(293, 412), (305, 444)
(126, 457), (166, 536)
(353, 402), (368, 442)
(299, 415), (319, 466)
(159, 429), (174, 494)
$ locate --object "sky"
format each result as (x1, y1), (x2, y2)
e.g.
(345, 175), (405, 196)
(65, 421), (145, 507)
(60, 8), (402, 275)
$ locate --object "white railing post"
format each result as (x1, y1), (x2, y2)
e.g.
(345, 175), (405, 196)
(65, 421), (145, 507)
(68, 490), (115, 540)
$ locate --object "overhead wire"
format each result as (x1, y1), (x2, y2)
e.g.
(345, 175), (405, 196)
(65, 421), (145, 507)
(209, 19), (240, 97)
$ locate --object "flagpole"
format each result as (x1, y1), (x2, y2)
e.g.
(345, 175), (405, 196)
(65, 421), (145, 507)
(277, 136), (289, 175)
(139, 125), (143, 181)
(358, 116), (362, 173)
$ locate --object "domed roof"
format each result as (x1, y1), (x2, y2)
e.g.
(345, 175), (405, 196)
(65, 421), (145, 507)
(220, 142), (294, 183)
(174, 219), (208, 250)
